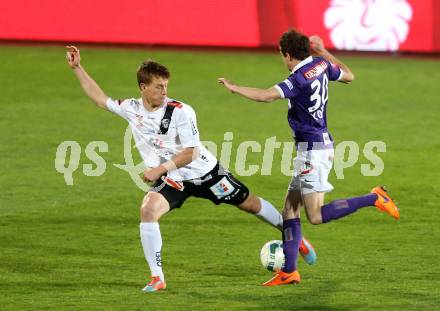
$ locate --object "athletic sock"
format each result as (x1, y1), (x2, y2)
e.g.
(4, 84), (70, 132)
(140, 222), (164, 282)
(256, 198), (283, 230)
(282, 218), (302, 273)
(321, 194), (378, 223)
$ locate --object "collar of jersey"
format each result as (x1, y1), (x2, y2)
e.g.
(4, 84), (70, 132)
(291, 56), (313, 74)
(140, 98), (167, 113)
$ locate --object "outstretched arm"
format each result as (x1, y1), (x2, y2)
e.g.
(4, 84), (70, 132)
(66, 46), (109, 109)
(218, 78), (281, 103)
(309, 36), (354, 83)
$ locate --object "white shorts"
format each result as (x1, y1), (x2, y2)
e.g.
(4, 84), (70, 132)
(288, 149), (334, 194)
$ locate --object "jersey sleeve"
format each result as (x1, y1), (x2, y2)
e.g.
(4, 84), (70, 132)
(174, 106), (201, 148)
(274, 77), (299, 99)
(326, 61), (344, 81)
(106, 98), (129, 119)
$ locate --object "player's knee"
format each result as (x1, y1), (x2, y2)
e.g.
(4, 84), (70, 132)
(140, 205), (159, 221)
(140, 193), (168, 221)
(309, 218), (322, 225)
(307, 213), (323, 225)
(282, 209), (299, 220)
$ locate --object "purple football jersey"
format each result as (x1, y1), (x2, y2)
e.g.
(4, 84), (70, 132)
(274, 56), (342, 149)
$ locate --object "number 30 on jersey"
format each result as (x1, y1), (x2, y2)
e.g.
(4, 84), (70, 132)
(308, 73), (329, 120)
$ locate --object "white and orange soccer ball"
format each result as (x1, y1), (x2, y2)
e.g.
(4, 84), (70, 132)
(260, 240), (285, 272)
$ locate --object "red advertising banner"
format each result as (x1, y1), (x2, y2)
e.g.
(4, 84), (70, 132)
(0, 0), (439, 52)
(0, 0), (260, 47)
(434, 0), (440, 51)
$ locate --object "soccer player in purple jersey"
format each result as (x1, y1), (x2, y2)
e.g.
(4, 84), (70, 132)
(218, 29), (400, 286)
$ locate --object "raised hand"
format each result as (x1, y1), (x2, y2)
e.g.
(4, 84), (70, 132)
(218, 78), (236, 93)
(309, 35), (326, 55)
(66, 45), (81, 68)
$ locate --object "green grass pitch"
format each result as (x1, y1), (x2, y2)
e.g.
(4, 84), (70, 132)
(0, 45), (439, 310)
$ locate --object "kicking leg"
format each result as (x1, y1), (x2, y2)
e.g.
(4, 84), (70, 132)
(237, 193), (316, 265)
(237, 194), (282, 229)
(302, 189), (397, 225)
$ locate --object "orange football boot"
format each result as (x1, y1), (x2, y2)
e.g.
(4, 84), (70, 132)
(262, 270), (300, 286)
(142, 276), (166, 292)
(371, 186), (400, 220)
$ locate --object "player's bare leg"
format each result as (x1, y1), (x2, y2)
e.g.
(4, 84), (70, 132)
(302, 192), (325, 225)
(236, 194), (262, 214)
(140, 192), (170, 292)
(140, 192), (170, 222)
(237, 193), (316, 265)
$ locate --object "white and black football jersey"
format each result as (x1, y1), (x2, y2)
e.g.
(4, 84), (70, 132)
(106, 97), (217, 181)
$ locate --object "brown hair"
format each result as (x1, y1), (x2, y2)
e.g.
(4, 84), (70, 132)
(137, 60), (170, 86)
(279, 29), (310, 61)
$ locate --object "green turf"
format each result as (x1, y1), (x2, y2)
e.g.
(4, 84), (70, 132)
(0, 45), (439, 310)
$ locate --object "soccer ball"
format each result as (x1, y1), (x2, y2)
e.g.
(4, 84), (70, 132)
(260, 240), (285, 272)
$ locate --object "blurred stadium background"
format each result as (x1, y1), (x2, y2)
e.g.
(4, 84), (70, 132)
(1, 0), (439, 52)
(1, 1), (439, 310)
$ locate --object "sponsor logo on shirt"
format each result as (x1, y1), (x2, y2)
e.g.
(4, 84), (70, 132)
(200, 154), (209, 162)
(154, 138), (164, 148)
(135, 114), (144, 128)
(129, 99), (140, 107)
(209, 177), (235, 199)
(304, 61), (328, 80)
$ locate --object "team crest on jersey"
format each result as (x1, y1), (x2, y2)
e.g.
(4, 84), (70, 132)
(161, 119), (170, 129)
(304, 61), (328, 80)
(209, 177), (235, 199)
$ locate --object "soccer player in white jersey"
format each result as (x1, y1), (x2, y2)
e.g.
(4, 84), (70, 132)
(218, 29), (400, 286)
(65, 45), (317, 292)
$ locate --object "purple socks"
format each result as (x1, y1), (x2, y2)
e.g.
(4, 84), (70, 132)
(282, 218), (302, 273)
(321, 194), (377, 223)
